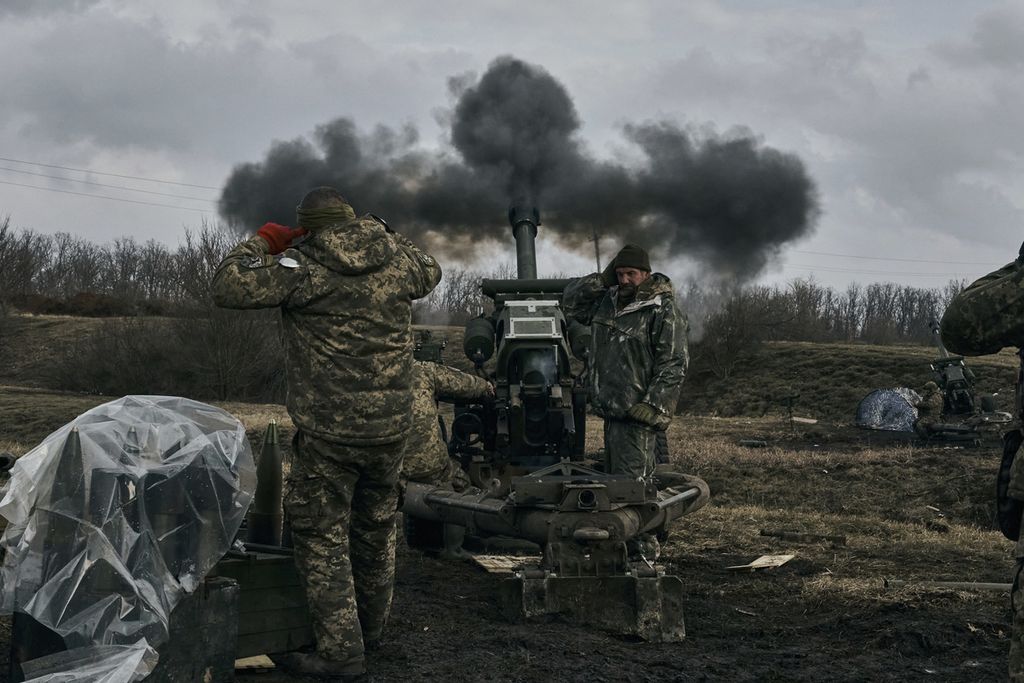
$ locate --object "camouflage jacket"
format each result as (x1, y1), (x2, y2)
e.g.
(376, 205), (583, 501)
(941, 261), (1024, 357)
(914, 388), (944, 423)
(562, 272), (689, 423)
(211, 215), (442, 445)
(941, 260), (1024, 546)
(401, 361), (492, 483)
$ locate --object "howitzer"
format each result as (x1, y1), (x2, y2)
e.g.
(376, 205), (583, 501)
(402, 206), (709, 641)
(929, 319), (977, 415)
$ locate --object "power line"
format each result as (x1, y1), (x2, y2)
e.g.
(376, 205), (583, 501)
(0, 155), (221, 190)
(0, 179), (213, 213)
(784, 263), (971, 279)
(792, 249), (994, 266)
(0, 166), (218, 204)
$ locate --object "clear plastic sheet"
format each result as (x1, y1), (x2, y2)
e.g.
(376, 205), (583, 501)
(0, 396), (256, 681)
(21, 642), (157, 683)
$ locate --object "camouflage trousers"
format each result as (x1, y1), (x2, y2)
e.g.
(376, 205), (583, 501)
(1012, 561), (1024, 682)
(285, 432), (403, 663)
(604, 418), (657, 479)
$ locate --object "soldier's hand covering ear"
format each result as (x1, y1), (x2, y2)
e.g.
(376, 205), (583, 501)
(257, 223), (308, 255)
(601, 258), (618, 288)
(628, 402), (664, 428)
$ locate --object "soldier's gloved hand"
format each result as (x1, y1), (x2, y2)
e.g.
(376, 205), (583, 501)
(257, 222), (307, 255)
(601, 258), (618, 288)
(628, 402), (663, 427)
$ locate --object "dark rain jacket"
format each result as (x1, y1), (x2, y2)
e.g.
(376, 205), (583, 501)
(211, 215), (442, 445)
(562, 272), (689, 423)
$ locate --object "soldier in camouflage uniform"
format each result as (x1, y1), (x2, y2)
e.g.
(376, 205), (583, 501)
(211, 186), (441, 679)
(940, 248), (1024, 682)
(401, 360), (493, 557)
(913, 381), (945, 438)
(401, 360), (492, 490)
(562, 244), (688, 481)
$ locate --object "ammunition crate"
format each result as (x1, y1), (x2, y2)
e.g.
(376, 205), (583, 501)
(210, 547), (314, 658)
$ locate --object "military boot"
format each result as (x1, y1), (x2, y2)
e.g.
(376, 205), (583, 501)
(271, 652), (366, 680)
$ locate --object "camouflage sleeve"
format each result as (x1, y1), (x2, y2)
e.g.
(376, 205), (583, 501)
(210, 237), (310, 309)
(428, 363), (492, 402)
(642, 300), (689, 415)
(391, 232), (442, 300)
(561, 273), (607, 325)
(941, 261), (1024, 355)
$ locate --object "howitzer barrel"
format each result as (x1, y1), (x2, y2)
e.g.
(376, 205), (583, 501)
(930, 319), (950, 358)
(509, 206), (540, 279)
(513, 224), (538, 279)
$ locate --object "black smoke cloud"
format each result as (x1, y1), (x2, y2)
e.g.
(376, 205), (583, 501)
(220, 56), (818, 277)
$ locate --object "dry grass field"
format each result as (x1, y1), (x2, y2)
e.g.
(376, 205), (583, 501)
(0, 316), (1017, 680)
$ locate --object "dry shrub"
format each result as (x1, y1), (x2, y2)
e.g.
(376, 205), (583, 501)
(45, 308), (286, 403)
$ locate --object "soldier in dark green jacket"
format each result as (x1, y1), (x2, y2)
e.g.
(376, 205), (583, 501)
(562, 244), (689, 480)
(212, 186), (441, 679)
(940, 247), (1024, 682)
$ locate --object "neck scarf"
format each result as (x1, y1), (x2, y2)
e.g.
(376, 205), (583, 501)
(296, 204), (355, 231)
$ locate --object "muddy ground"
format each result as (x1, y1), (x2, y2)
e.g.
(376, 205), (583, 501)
(344, 422), (1009, 682)
(0, 391), (1015, 682)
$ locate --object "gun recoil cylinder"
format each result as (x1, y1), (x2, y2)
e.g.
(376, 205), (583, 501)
(464, 317), (496, 364)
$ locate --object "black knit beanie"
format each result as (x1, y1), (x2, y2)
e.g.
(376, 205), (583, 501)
(613, 244), (651, 272)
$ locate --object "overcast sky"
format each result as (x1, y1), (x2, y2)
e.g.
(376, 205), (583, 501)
(1, 0), (1022, 289)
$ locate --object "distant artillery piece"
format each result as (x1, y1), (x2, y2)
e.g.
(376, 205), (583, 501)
(413, 330), (448, 365)
(928, 319), (978, 417)
(924, 320), (1011, 434)
(854, 322), (1011, 438)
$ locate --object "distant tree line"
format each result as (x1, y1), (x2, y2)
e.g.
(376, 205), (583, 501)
(0, 215), (973, 399)
(0, 216), (222, 315)
(677, 278), (966, 380)
(0, 216), (285, 402)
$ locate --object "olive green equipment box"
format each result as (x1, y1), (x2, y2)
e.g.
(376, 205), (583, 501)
(210, 544), (315, 658)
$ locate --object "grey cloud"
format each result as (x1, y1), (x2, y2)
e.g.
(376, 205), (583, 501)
(0, 10), (471, 164)
(230, 13), (273, 38)
(0, 0), (101, 17)
(0, 12), (286, 152)
(934, 5), (1024, 69)
(644, 22), (1023, 252)
(906, 66), (931, 91)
